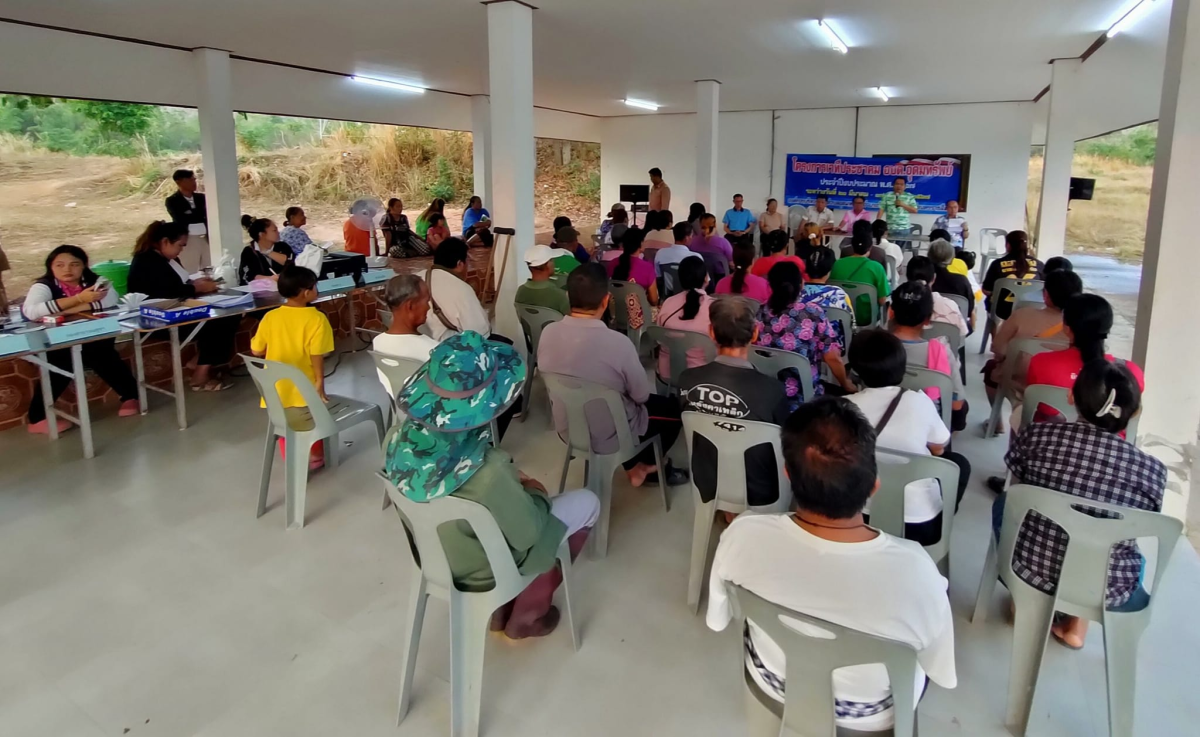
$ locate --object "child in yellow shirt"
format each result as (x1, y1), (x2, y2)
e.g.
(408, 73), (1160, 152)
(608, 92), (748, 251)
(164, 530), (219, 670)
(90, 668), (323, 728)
(251, 264), (335, 470)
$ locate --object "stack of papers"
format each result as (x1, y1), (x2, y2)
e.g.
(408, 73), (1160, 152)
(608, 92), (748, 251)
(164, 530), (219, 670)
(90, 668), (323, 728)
(198, 293), (256, 308)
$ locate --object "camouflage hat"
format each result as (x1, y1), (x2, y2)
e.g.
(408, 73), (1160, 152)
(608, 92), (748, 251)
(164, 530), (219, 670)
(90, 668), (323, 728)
(383, 420), (492, 502)
(397, 330), (526, 433)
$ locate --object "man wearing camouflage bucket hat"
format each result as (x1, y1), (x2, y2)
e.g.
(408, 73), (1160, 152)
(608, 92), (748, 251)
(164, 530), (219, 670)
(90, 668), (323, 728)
(384, 330), (599, 639)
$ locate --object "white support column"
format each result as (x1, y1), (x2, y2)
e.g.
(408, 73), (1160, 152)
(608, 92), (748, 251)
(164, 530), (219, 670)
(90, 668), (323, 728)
(471, 95), (493, 209)
(486, 1), (535, 341)
(1034, 59), (1081, 260)
(1134, 0), (1200, 525)
(192, 48), (242, 276)
(696, 80), (720, 210)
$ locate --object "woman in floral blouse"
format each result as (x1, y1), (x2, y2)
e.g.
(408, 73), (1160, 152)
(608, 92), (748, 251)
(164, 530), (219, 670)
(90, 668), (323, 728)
(756, 261), (856, 408)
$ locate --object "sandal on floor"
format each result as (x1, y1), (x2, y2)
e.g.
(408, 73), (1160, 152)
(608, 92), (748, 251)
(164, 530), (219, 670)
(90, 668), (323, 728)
(191, 379), (234, 392)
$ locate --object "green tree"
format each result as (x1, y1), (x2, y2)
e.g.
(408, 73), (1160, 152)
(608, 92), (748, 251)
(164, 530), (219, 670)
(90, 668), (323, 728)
(69, 101), (159, 138)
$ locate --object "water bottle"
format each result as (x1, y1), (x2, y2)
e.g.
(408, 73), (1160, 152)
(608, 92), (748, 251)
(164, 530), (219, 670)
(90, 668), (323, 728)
(6, 304), (23, 325)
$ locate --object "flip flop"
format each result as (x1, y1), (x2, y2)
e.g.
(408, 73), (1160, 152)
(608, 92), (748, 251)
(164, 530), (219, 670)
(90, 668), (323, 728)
(191, 379), (234, 392)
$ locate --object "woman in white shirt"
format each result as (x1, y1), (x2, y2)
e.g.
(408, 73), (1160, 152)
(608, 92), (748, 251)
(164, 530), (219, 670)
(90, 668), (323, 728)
(871, 219), (905, 284)
(21, 245), (139, 433)
(846, 329), (971, 546)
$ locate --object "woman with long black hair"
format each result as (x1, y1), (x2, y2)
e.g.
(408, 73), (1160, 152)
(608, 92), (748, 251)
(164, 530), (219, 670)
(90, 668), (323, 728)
(21, 245), (139, 433)
(654, 256), (713, 378)
(715, 240), (770, 302)
(604, 227), (659, 305)
(982, 230), (1045, 320)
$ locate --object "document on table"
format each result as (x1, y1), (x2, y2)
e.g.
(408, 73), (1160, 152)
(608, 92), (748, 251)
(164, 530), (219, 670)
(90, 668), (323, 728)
(198, 293), (256, 308)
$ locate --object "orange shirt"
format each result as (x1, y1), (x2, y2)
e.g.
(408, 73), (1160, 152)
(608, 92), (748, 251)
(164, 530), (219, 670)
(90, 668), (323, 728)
(343, 219), (372, 256)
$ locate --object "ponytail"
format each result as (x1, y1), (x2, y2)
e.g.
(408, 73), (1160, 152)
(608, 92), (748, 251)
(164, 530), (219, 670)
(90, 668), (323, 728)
(678, 256), (708, 320)
(1063, 294), (1113, 364)
(613, 228), (645, 283)
(1006, 230), (1032, 276)
(730, 240), (755, 295)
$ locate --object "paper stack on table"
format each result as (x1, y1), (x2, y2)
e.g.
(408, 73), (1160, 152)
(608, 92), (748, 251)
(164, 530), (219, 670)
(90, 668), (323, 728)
(198, 293), (256, 308)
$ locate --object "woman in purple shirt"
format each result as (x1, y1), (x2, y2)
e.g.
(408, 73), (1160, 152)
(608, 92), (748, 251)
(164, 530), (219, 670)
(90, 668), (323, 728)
(688, 213), (734, 262)
(605, 228), (660, 305)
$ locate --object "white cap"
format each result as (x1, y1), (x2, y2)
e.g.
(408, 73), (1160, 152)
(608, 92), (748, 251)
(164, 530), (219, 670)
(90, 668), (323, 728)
(524, 244), (571, 267)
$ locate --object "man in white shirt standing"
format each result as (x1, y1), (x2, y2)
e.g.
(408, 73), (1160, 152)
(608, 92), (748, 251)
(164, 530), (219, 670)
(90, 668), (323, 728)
(800, 194), (836, 234)
(707, 396), (956, 734)
(424, 238), (492, 342)
(932, 200), (969, 249)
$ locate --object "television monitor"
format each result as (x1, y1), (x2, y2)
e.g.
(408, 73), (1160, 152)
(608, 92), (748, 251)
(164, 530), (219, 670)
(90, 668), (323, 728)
(1069, 177), (1096, 201)
(619, 184), (651, 203)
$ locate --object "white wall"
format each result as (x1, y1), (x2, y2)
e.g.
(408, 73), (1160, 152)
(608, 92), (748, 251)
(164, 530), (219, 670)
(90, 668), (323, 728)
(0, 21), (601, 142)
(602, 102), (1035, 241)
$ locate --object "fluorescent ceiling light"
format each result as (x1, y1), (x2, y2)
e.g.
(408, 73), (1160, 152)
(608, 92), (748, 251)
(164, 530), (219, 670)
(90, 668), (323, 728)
(623, 98), (659, 111)
(817, 20), (849, 54)
(1107, 0), (1155, 38)
(875, 87), (890, 103)
(350, 76), (426, 94)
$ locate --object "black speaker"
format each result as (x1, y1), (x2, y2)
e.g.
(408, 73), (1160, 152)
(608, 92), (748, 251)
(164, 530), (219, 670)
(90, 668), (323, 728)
(619, 184), (650, 203)
(1069, 177), (1095, 201)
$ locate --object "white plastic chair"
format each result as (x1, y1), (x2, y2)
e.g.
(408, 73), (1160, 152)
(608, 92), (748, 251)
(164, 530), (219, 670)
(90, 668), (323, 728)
(1020, 384), (1141, 445)
(977, 228), (1007, 279)
(383, 475), (579, 737)
(872, 448), (961, 576)
(681, 413), (792, 613)
(370, 350), (425, 422)
(824, 305), (854, 354)
(978, 280), (1045, 354)
(646, 325), (717, 394)
(608, 280), (654, 354)
(748, 345), (815, 404)
(515, 303), (564, 419)
(984, 336), (1068, 437)
(730, 584), (921, 737)
(543, 372), (670, 558)
(944, 293), (971, 324)
(900, 367), (953, 431)
(972, 484), (1182, 737)
(243, 355), (385, 530)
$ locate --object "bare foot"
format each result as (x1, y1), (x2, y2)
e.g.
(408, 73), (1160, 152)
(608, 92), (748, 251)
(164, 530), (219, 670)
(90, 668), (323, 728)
(1050, 616), (1087, 649)
(191, 365), (211, 389)
(626, 463), (654, 488)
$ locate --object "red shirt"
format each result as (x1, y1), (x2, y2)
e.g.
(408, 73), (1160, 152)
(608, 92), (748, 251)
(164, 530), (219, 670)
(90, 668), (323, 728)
(343, 219), (372, 256)
(1026, 348), (1145, 421)
(750, 255), (807, 280)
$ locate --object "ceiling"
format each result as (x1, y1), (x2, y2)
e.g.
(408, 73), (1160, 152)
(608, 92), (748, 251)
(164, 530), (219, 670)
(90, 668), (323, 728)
(0, 0), (1171, 116)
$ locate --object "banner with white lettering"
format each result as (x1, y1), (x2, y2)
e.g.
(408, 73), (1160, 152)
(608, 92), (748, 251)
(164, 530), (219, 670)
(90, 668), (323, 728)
(783, 154), (963, 214)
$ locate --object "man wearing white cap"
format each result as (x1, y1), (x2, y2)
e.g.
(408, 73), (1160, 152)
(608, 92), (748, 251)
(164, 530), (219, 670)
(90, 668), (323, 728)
(516, 244), (573, 315)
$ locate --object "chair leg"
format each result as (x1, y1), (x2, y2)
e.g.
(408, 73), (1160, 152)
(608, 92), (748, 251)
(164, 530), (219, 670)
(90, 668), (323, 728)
(590, 456), (615, 559)
(557, 543), (581, 651)
(396, 570), (428, 726)
(985, 388), (1007, 438)
(1005, 593), (1056, 733)
(1101, 612), (1149, 737)
(557, 445), (573, 494)
(653, 437), (670, 512)
(971, 536), (999, 623)
(369, 406), (386, 447)
(688, 497), (717, 613)
(324, 432), (340, 470)
(257, 427), (275, 519)
(978, 319), (992, 355)
(449, 596), (488, 737)
(285, 436), (314, 530)
(519, 366), (534, 422)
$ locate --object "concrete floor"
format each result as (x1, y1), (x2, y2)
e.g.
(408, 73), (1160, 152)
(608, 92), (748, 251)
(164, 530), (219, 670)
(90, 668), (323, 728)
(1, 330), (1199, 737)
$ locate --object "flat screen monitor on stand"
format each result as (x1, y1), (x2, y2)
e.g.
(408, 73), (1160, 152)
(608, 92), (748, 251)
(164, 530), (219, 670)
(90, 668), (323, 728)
(619, 184), (651, 226)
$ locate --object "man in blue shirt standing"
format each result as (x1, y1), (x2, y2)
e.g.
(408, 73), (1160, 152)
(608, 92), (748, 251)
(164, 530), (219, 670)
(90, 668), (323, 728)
(722, 194), (757, 252)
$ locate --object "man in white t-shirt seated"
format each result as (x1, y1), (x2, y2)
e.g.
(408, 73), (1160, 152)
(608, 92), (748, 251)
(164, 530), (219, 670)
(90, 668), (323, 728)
(372, 274), (440, 396)
(424, 237), (492, 342)
(846, 329), (970, 546)
(800, 195), (836, 234)
(932, 200), (969, 249)
(707, 396), (956, 733)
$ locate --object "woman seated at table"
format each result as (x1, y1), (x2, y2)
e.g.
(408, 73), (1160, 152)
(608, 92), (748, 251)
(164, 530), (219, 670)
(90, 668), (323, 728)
(655, 256), (713, 380)
(239, 215), (293, 285)
(21, 245), (140, 434)
(279, 207), (313, 255)
(127, 220), (239, 392)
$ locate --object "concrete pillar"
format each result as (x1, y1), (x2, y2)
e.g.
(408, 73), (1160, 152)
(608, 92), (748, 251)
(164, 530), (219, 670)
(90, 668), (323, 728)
(192, 48), (242, 276)
(486, 1), (535, 341)
(696, 80), (720, 210)
(1034, 59), (1081, 260)
(471, 95), (493, 209)
(1134, 0), (1200, 525)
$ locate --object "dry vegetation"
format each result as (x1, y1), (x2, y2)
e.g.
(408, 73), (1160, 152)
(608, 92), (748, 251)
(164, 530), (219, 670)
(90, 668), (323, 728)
(1027, 153), (1152, 262)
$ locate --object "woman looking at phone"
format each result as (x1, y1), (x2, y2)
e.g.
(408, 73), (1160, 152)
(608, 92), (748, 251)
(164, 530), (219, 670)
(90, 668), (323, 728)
(20, 244), (140, 433)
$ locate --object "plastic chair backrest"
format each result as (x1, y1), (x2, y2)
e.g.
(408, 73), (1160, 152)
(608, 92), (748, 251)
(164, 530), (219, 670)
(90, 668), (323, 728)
(242, 355), (333, 431)
(369, 351), (425, 399)
(989, 280), (1044, 321)
(830, 280), (880, 326)
(924, 320), (962, 354)
(1020, 384), (1076, 428)
(945, 293), (971, 323)
(980, 228), (1008, 255)
(748, 345), (815, 403)
(998, 485), (1182, 618)
(901, 367), (953, 430)
(886, 254), (899, 285)
(661, 262), (682, 297)
(542, 372), (637, 456)
(788, 205), (806, 234)
(608, 280), (652, 331)
(681, 413), (792, 512)
(996, 337), (1068, 394)
(515, 303), (564, 362)
(872, 448), (960, 553)
(823, 305), (854, 352)
(700, 251), (729, 284)
(646, 325), (717, 388)
(909, 224), (924, 236)
(730, 585), (920, 737)
(381, 473), (523, 593)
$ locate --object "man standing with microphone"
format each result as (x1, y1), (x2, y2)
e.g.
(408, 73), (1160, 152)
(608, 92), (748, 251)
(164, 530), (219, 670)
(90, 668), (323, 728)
(878, 176), (919, 250)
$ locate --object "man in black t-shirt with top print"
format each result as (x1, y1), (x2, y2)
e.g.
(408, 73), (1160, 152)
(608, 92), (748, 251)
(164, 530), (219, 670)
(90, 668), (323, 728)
(680, 296), (791, 507)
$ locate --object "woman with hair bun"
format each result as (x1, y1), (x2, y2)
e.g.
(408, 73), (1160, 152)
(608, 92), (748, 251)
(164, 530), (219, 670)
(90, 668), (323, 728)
(238, 214), (292, 285)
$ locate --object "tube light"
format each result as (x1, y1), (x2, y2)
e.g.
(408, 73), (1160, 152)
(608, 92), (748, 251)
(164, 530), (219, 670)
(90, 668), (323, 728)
(350, 76), (426, 94)
(817, 20), (849, 54)
(875, 87), (890, 103)
(623, 98), (660, 111)
(1107, 0), (1154, 38)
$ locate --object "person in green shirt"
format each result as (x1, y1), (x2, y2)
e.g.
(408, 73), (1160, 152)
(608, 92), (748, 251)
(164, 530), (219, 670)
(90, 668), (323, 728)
(516, 244), (573, 314)
(877, 177), (919, 245)
(829, 229), (891, 326)
(384, 331), (598, 639)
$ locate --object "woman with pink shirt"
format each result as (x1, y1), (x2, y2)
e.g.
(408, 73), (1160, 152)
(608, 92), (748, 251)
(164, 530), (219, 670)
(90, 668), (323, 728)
(655, 257), (713, 379)
(715, 240), (771, 303)
(604, 228), (659, 302)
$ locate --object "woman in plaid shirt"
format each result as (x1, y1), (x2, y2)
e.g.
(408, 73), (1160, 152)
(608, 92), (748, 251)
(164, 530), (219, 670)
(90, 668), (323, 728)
(997, 359), (1166, 649)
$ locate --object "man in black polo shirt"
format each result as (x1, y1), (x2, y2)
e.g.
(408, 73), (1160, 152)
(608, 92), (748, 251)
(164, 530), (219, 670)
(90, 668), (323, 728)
(679, 296), (791, 507)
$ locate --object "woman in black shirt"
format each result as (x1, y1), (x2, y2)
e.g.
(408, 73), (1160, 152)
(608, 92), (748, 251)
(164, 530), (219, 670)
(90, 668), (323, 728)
(238, 215), (292, 285)
(982, 230), (1044, 320)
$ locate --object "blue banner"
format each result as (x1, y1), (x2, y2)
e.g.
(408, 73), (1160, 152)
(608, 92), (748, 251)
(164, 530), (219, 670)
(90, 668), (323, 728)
(783, 154), (963, 215)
